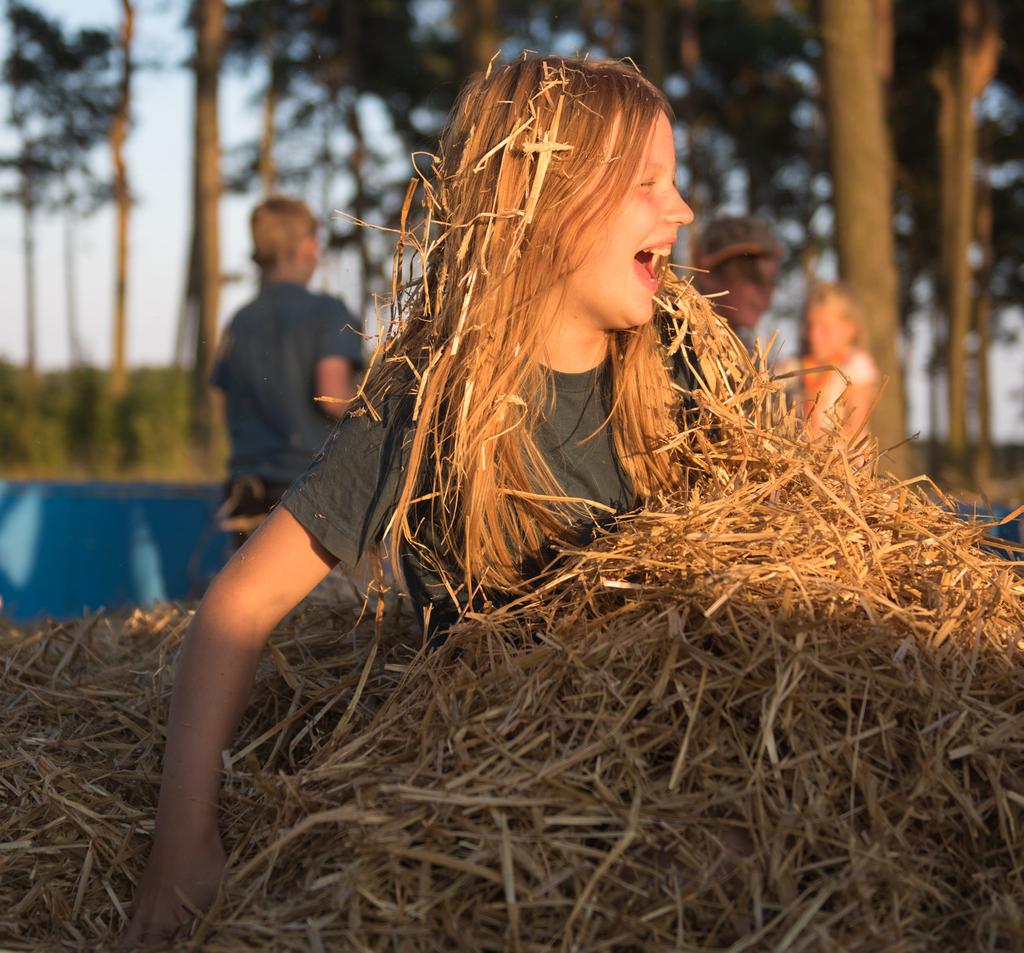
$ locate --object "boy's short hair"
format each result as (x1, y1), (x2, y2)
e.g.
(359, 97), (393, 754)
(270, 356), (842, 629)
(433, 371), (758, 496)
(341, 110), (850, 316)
(250, 195), (318, 271)
(694, 215), (782, 286)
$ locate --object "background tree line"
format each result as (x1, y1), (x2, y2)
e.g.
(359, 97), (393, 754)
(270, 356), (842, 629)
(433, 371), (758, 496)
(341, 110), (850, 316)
(1, 0), (1021, 488)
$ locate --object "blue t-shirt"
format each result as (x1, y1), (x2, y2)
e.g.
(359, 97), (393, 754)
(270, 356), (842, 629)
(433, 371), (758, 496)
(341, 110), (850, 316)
(211, 282), (364, 483)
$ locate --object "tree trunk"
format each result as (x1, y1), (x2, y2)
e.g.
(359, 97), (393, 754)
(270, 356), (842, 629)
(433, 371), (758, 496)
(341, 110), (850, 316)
(679, 0), (700, 259)
(799, 54), (826, 291)
(603, 0), (622, 56)
(454, 0), (499, 78)
(639, 0), (666, 88)
(63, 204), (81, 365)
(318, 85), (336, 294)
(945, 4), (978, 472)
(346, 95), (371, 309)
(820, 0), (907, 474)
(872, 0), (893, 84)
(258, 10), (279, 196)
(745, 159), (761, 213)
(973, 144), (993, 489)
(20, 184), (37, 381)
(342, 4), (369, 309)
(578, 0), (596, 45)
(111, 0), (134, 397)
(944, 0), (999, 476)
(190, 0), (225, 459)
(259, 62), (279, 195)
(927, 319), (942, 475)
(176, 229), (199, 366)
(931, 56), (956, 473)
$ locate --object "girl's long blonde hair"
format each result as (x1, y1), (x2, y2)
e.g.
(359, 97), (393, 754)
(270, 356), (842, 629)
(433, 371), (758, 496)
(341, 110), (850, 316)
(363, 56), (686, 598)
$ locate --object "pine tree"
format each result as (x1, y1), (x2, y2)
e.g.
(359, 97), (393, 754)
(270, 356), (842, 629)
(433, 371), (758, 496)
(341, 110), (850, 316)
(188, 0), (226, 460)
(1, 1), (116, 375)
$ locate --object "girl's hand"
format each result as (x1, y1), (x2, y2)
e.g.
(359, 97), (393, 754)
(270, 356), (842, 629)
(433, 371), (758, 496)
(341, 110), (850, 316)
(122, 828), (226, 945)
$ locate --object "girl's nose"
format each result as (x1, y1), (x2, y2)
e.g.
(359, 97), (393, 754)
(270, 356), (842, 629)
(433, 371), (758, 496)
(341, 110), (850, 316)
(669, 190), (695, 226)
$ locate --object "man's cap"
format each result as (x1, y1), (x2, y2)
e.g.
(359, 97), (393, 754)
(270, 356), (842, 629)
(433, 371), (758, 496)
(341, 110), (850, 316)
(693, 216), (782, 271)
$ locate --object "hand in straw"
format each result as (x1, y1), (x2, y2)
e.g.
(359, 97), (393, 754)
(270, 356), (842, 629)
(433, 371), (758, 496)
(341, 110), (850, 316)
(122, 831), (225, 945)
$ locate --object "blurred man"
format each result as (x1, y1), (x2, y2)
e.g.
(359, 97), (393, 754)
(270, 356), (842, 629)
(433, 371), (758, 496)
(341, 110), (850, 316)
(693, 215), (782, 355)
(211, 195), (364, 546)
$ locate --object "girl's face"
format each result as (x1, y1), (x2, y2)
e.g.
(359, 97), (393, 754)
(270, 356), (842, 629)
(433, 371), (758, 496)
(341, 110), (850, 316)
(556, 112), (693, 339)
(807, 300), (857, 363)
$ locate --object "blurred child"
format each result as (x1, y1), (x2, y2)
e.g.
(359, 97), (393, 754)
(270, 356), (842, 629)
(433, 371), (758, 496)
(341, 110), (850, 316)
(211, 195), (364, 548)
(787, 281), (879, 440)
(125, 56), (695, 943)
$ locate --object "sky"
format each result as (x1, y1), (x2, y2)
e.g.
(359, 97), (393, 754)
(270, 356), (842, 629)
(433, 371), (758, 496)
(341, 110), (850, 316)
(0, 0), (329, 372)
(0, 0), (1021, 444)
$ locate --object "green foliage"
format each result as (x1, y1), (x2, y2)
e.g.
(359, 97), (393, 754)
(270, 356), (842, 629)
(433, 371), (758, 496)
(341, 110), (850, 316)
(119, 368), (195, 476)
(0, 362), (68, 471)
(63, 366), (117, 470)
(0, 363), (211, 480)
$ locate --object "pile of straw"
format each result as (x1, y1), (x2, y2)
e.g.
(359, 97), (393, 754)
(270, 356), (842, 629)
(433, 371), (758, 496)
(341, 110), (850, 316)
(3, 277), (1022, 951)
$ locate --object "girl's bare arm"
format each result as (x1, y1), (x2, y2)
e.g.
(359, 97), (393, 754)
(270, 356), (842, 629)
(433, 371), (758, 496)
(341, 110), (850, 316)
(124, 507), (337, 945)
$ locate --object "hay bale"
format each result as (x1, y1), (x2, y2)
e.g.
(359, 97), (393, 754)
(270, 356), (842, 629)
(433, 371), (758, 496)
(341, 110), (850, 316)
(0, 599), (418, 949)
(2, 279), (1022, 951)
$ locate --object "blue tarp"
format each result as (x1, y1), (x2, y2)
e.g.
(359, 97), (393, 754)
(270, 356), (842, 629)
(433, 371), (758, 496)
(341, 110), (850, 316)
(0, 480), (1017, 624)
(0, 481), (230, 622)
(953, 500), (1024, 552)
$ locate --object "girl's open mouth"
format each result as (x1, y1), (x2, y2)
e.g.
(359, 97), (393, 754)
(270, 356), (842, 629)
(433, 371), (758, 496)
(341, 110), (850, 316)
(633, 250), (660, 291)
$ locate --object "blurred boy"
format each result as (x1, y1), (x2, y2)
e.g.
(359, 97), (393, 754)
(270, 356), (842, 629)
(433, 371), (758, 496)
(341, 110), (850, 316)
(212, 195), (364, 546)
(693, 215), (782, 354)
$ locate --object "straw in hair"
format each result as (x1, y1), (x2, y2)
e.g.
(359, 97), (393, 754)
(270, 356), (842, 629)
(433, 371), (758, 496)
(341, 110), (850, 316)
(359, 56), (685, 601)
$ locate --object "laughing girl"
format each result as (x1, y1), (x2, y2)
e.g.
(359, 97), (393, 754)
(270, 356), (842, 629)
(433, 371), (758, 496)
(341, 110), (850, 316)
(126, 55), (695, 943)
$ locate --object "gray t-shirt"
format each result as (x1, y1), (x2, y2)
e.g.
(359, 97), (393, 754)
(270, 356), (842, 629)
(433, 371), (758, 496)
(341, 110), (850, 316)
(284, 347), (693, 636)
(211, 282), (364, 483)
